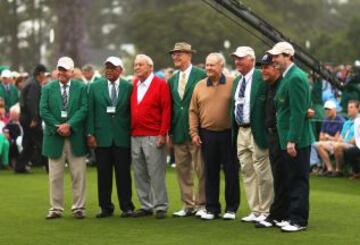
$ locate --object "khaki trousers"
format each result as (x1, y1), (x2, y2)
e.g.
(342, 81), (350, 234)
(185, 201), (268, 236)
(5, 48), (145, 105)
(48, 139), (86, 214)
(174, 141), (205, 209)
(237, 127), (273, 215)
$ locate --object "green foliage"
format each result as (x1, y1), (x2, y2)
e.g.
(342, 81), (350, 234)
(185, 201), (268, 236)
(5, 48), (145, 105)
(1, 0), (360, 71)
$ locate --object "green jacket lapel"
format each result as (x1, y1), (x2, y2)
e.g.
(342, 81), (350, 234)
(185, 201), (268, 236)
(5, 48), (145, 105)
(232, 76), (241, 98)
(101, 80), (112, 105)
(53, 82), (63, 112)
(67, 81), (76, 114)
(116, 79), (127, 109)
(173, 72), (182, 102)
(250, 70), (261, 111)
(182, 68), (195, 100)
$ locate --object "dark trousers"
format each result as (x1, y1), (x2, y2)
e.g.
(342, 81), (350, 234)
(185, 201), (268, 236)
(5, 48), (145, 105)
(200, 128), (239, 214)
(16, 126), (48, 172)
(267, 131), (289, 221)
(95, 145), (134, 213)
(344, 146), (360, 174)
(281, 146), (310, 226)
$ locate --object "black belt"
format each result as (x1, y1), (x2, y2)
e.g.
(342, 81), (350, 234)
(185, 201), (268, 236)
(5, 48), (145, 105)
(239, 124), (251, 128)
(267, 127), (277, 133)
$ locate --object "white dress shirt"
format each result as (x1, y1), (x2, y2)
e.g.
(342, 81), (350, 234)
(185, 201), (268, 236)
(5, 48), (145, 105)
(177, 64), (192, 96)
(234, 68), (254, 124)
(60, 80), (71, 97)
(137, 73), (154, 103)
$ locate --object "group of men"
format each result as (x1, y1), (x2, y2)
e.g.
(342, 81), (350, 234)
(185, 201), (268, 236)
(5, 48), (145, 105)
(40, 41), (313, 233)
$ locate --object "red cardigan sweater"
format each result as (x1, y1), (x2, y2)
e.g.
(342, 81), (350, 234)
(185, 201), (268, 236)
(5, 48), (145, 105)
(131, 75), (171, 136)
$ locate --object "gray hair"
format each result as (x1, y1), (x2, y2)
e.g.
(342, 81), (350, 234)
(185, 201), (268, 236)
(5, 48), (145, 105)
(206, 52), (226, 67)
(135, 54), (154, 67)
(81, 64), (95, 71)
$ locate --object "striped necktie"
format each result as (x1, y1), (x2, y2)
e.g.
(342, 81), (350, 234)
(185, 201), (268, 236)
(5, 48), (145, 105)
(235, 77), (246, 125)
(179, 72), (186, 99)
(62, 84), (68, 110)
(111, 82), (117, 106)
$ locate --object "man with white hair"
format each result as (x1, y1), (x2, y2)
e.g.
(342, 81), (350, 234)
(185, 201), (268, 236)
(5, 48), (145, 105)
(189, 52), (239, 220)
(230, 46), (273, 223)
(40, 56), (88, 220)
(0, 69), (19, 112)
(87, 56), (135, 218)
(267, 41), (314, 232)
(130, 54), (171, 219)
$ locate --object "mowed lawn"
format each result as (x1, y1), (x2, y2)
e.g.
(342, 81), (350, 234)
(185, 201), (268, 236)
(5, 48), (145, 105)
(0, 166), (359, 245)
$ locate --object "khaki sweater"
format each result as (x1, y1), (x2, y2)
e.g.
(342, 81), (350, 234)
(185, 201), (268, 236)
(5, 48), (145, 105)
(189, 75), (234, 137)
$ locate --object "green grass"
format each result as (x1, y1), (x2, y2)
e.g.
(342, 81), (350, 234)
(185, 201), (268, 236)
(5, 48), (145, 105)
(0, 167), (359, 245)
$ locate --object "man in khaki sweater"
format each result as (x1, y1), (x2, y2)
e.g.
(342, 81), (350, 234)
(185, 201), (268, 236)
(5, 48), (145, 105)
(189, 52), (239, 220)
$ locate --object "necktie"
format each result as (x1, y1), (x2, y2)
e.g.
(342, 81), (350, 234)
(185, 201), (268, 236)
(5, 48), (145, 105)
(5, 84), (10, 92)
(179, 72), (186, 99)
(111, 82), (117, 106)
(235, 77), (246, 125)
(62, 84), (68, 110)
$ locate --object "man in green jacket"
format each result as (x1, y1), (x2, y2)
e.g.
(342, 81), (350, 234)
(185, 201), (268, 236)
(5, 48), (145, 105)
(40, 57), (88, 220)
(168, 42), (207, 217)
(87, 56), (135, 218)
(268, 41), (314, 232)
(0, 69), (19, 112)
(231, 46), (274, 222)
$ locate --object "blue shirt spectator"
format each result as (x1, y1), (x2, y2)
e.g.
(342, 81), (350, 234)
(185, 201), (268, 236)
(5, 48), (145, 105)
(320, 115), (345, 136)
(341, 119), (355, 143)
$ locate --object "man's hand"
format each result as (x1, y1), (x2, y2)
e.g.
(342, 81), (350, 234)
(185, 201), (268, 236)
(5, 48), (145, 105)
(192, 135), (202, 147)
(287, 142), (297, 158)
(306, 108), (315, 119)
(30, 120), (38, 128)
(167, 135), (173, 149)
(87, 135), (97, 149)
(56, 123), (71, 137)
(156, 135), (166, 148)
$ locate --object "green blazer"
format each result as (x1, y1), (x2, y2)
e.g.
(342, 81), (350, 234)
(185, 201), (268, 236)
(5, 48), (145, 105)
(40, 80), (88, 159)
(231, 69), (268, 149)
(168, 66), (206, 144)
(0, 82), (19, 111)
(274, 64), (314, 150)
(87, 77), (132, 148)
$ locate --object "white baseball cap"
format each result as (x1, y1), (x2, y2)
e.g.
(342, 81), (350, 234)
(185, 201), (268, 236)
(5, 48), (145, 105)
(267, 41), (295, 56)
(1, 69), (12, 78)
(105, 56), (124, 69)
(231, 46), (255, 58)
(324, 100), (337, 110)
(57, 57), (75, 70)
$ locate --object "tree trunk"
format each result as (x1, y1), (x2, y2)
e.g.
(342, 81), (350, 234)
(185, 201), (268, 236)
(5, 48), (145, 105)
(54, 0), (93, 67)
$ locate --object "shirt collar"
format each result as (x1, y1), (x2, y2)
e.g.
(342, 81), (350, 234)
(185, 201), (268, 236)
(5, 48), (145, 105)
(283, 63), (294, 78)
(207, 73), (226, 86)
(59, 80), (71, 88)
(137, 73), (154, 87)
(107, 78), (120, 87)
(242, 67), (254, 82)
(180, 64), (193, 78)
